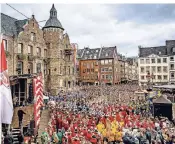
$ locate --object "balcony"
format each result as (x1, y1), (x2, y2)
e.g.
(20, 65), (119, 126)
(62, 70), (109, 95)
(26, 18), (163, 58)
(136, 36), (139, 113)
(17, 54), (26, 60)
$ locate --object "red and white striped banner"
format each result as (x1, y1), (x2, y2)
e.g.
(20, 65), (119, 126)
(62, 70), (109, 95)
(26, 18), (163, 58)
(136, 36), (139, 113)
(33, 73), (43, 135)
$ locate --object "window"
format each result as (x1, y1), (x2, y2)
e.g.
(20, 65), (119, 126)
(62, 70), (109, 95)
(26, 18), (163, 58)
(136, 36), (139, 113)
(146, 59), (150, 64)
(163, 66), (167, 73)
(109, 59), (112, 63)
(17, 61), (23, 75)
(64, 81), (66, 87)
(28, 45), (33, 55)
(60, 50), (63, 58)
(94, 62), (98, 66)
(36, 63), (41, 73)
(172, 47), (175, 53)
(31, 32), (36, 41)
(105, 53), (109, 57)
(106, 75), (109, 79)
(105, 60), (108, 64)
(146, 66), (150, 72)
(68, 66), (70, 75)
(104, 68), (108, 71)
(3, 39), (8, 51)
(151, 59), (155, 63)
(163, 75), (167, 80)
(171, 73), (174, 78)
(44, 64), (47, 75)
(170, 64), (174, 70)
(140, 59), (144, 64)
(109, 67), (112, 71)
(152, 66), (156, 73)
(157, 75), (162, 80)
(102, 75), (105, 79)
(94, 55), (97, 59)
(170, 56), (174, 61)
(60, 65), (62, 75)
(89, 55), (92, 59)
(163, 58), (167, 63)
(157, 67), (161, 73)
(72, 67), (74, 75)
(101, 60), (104, 65)
(86, 51), (89, 54)
(64, 66), (66, 75)
(18, 43), (23, 54)
(28, 63), (33, 74)
(44, 49), (47, 57)
(141, 76), (144, 80)
(37, 47), (41, 57)
(157, 58), (161, 63)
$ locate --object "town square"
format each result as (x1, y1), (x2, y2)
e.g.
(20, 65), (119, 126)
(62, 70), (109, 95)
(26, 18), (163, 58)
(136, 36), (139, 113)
(1, 3), (175, 144)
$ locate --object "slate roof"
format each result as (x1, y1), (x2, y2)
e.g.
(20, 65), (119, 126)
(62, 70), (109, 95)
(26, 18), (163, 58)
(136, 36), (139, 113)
(43, 4), (64, 30)
(99, 46), (117, 59)
(139, 46), (167, 57)
(77, 46), (117, 60)
(77, 49), (84, 59)
(1, 13), (28, 37)
(81, 47), (101, 60)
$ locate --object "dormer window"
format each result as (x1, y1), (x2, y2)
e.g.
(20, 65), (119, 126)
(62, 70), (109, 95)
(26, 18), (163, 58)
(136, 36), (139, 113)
(106, 53), (109, 57)
(172, 47), (175, 53)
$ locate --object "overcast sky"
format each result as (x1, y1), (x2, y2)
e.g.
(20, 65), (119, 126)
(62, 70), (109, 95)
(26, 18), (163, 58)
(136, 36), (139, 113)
(1, 4), (175, 56)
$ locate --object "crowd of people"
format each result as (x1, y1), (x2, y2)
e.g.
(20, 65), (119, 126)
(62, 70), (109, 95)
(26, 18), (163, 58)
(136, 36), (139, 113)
(40, 84), (175, 144)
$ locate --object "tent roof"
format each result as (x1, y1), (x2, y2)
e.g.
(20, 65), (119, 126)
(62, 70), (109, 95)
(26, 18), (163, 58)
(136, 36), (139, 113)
(153, 95), (172, 104)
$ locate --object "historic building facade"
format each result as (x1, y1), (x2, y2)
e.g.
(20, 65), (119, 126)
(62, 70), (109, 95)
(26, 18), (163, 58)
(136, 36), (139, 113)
(77, 46), (120, 85)
(43, 4), (75, 94)
(1, 4), (76, 96)
(138, 44), (170, 85)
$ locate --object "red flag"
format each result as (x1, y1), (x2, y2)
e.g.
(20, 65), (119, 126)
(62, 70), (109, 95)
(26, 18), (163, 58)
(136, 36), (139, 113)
(0, 39), (13, 124)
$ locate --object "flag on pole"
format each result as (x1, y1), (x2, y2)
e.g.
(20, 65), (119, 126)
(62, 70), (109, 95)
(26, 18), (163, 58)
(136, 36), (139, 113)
(0, 38), (13, 124)
(33, 73), (43, 135)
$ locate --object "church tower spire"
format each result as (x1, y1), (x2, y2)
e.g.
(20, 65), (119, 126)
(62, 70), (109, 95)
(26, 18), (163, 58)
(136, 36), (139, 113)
(50, 4), (57, 18)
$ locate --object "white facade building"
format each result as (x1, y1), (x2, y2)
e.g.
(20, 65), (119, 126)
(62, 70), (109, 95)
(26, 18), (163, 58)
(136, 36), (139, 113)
(138, 40), (175, 85)
(138, 44), (170, 85)
(169, 55), (175, 84)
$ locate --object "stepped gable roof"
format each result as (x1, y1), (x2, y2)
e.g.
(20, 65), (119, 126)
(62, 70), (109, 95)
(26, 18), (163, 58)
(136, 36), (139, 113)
(139, 46), (167, 57)
(43, 4), (64, 30)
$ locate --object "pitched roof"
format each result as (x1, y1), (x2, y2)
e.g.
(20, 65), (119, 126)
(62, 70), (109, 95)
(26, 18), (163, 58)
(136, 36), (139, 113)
(81, 47), (101, 60)
(139, 46), (167, 57)
(1, 13), (28, 37)
(99, 46), (117, 59)
(43, 4), (64, 30)
(153, 95), (172, 104)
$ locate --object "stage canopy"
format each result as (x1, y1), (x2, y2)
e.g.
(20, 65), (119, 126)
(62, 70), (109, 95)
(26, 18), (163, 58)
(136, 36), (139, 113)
(153, 85), (175, 89)
(153, 95), (172, 120)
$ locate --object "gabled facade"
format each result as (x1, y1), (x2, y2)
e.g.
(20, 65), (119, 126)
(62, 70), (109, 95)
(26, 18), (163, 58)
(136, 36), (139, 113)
(1, 4), (76, 96)
(77, 46), (120, 85)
